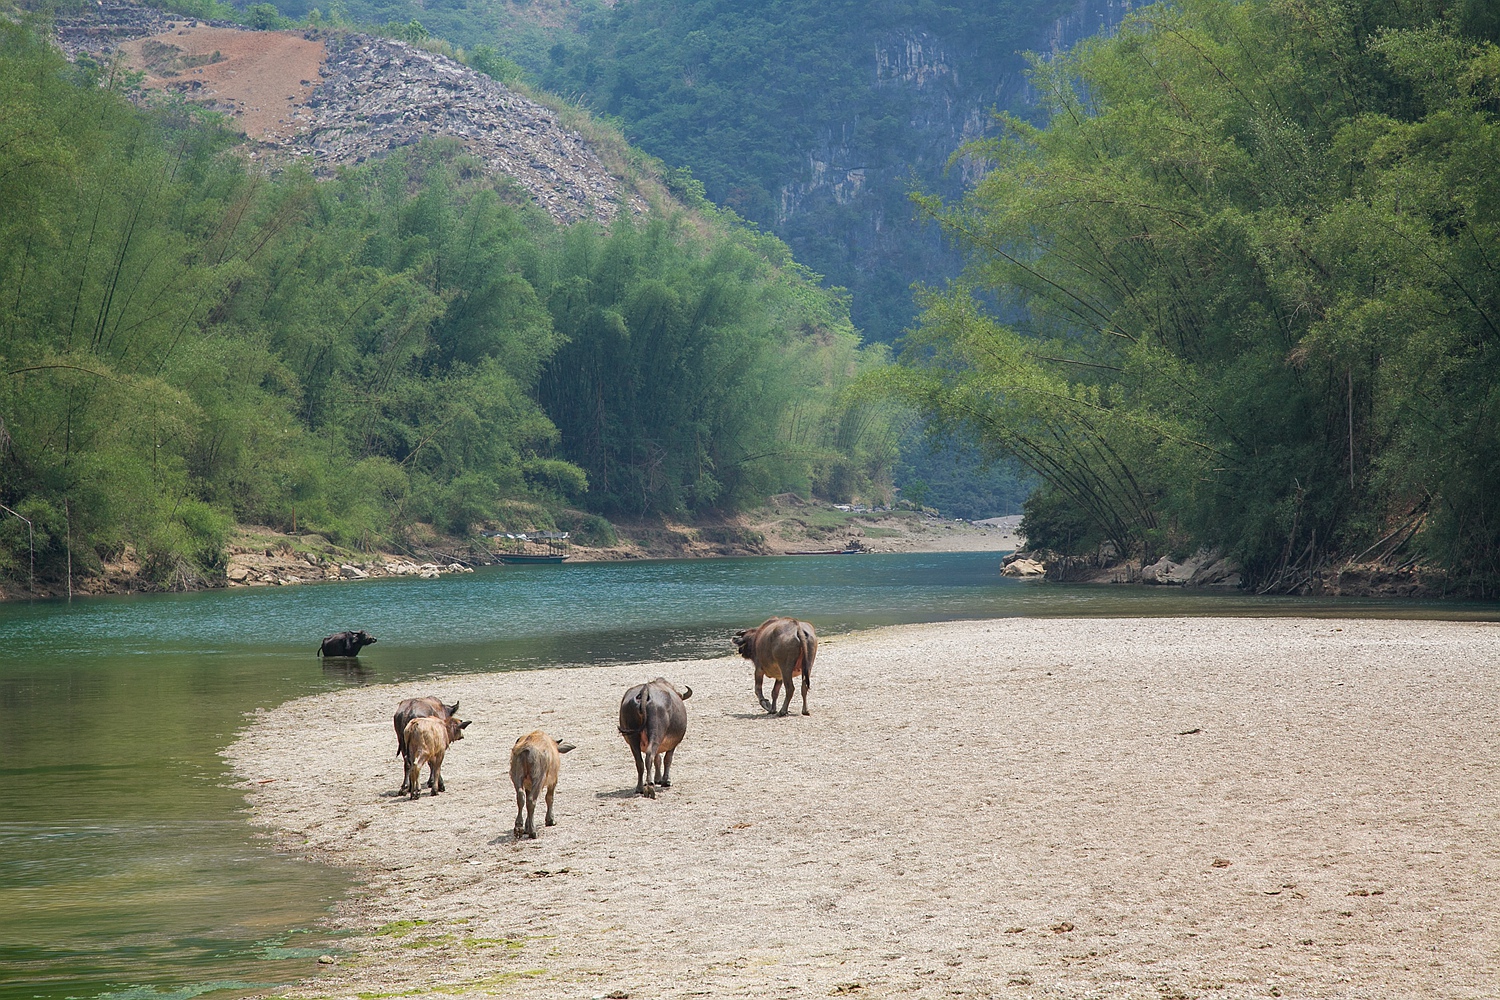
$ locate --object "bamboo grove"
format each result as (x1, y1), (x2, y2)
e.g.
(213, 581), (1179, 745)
(0, 18), (898, 589)
(882, 0), (1500, 593)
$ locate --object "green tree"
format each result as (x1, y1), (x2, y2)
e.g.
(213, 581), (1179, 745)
(880, 0), (1500, 591)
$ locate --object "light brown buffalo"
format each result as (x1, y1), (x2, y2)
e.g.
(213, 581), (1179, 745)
(509, 731), (576, 839)
(402, 714), (470, 800)
(732, 616), (817, 716)
(394, 697), (459, 794)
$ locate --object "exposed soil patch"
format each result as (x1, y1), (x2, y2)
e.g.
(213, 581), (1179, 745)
(121, 26), (326, 142)
(59, 5), (645, 223)
(582, 497), (1019, 562)
(228, 617), (1500, 999)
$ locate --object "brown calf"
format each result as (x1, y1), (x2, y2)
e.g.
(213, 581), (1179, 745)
(732, 616), (817, 716)
(509, 731), (577, 839)
(394, 697), (459, 794)
(402, 714), (471, 800)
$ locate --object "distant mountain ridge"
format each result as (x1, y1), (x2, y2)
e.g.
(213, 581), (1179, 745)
(73, 0), (1132, 338)
(512, 0), (1132, 340)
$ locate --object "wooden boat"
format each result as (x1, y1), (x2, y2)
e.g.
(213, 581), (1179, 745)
(484, 528), (571, 564)
(786, 547), (864, 556)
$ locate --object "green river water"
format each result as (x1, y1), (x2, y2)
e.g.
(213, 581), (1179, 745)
(1, 551), (1495, 1000)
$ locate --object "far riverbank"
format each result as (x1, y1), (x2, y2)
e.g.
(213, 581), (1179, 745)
(4, 496), (1019, 601)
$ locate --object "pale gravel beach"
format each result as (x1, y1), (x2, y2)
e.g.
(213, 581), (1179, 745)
(226, 617), (1500, 1000)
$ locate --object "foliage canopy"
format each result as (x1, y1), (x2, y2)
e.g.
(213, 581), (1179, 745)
(0, 18), (895, 589)
(881, 0), (1500, 592)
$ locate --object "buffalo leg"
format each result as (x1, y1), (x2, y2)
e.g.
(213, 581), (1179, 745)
(778, 675), (793, 716)
(406, 759), (422, 801)
(544, 784), (557, 827)
(525, 790), (539, 838)
(756, 669), (775, 713)
(513, 785), (527, 838)
(642, 748), (660, 799)
(800, 675), (811, 716)
(629, 741), (647, 795)
(661, 748), (675, 788)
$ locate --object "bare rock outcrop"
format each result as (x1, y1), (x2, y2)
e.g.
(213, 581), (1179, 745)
(289, 33), (646, 224)
(51, 0), (203, 58)
(51, 2), (648, 225)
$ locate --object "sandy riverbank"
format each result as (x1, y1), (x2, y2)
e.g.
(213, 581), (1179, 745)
(226, 617), (1500, 999)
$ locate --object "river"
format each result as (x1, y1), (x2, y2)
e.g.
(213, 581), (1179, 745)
(1, 551), (1494, 1000)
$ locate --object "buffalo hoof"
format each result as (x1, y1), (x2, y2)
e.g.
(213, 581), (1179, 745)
(527, 830), (538, 840)
(513, 827), (524, 839)
(777, 707), (790, 717)
(659, 779), (671, 788)
(545, 817), (556, 827)
(642, 784), (657, 799)
(802, 708), (811, 716)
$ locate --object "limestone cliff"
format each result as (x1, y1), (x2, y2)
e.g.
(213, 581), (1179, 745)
(773, 0), (1132, 341)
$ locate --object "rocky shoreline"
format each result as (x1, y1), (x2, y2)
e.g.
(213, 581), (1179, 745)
(1002, 544), (1455, 599)
(0, 501), (1015, 601)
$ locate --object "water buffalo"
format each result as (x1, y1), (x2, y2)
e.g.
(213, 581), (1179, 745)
(732, 616), (817, 716)
(318, 630), (377, 657)
(617, 678), (691, 798)
(402, 714), (471, 800)
(394, 697), (459, 794)
(509, 731), (576, 839)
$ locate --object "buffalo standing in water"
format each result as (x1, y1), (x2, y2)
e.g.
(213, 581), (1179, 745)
(618, 678), (691, 798)
(732, 616), (817, 716)
(318, 630), (377, 657)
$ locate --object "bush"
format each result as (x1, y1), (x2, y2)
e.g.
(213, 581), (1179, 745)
(245, 3), (288, 29)
(521, 458), (588, 500)
(556, 510), (617, 547)
(697, 524), (764, 548)
(1020, 486), (1107, 555)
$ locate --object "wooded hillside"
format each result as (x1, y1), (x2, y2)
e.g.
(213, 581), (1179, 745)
(881, 0), (1500, 594)
(0, 16), (897, 590)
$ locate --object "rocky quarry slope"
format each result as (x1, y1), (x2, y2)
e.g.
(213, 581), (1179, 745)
(52, 1), (647, 224)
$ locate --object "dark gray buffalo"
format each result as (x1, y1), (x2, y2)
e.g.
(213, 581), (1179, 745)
(617, 678), (691, 798)
(318, 630), (377, 657)
(394, 696), (459, 794)
(732, 616), (817, 716)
